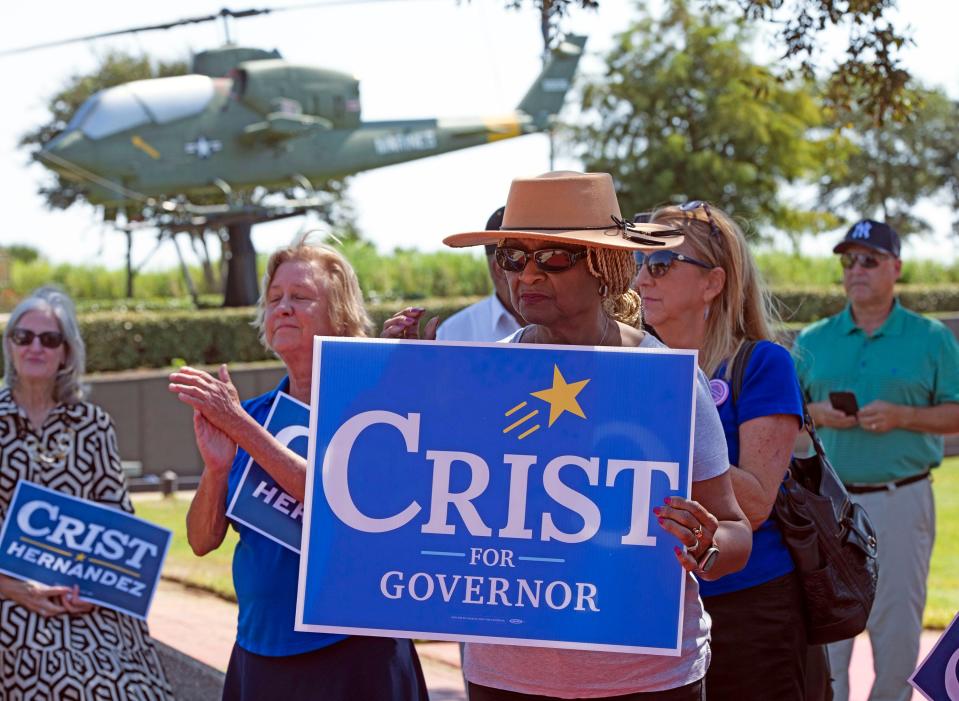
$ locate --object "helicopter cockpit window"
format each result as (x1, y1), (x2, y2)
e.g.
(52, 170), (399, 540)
(131, 75), (215, 123)
(78, 75), (216, 140)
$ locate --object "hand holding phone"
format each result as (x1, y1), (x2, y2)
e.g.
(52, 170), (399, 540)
(829, 391), (859, 416)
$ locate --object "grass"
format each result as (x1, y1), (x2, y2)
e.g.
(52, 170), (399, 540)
(133, 495), (237, 602)
(133, 463), (959, 628)
(927, 457), (959, 628)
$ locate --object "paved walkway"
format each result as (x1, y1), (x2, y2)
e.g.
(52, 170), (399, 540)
(148, 579), (939, 700)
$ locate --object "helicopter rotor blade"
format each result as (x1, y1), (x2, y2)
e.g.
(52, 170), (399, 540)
(0, 9), (264, 56)
(0, 1), (427, 57)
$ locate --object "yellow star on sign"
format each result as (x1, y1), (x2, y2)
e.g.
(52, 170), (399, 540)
(530, 365), (591, 427)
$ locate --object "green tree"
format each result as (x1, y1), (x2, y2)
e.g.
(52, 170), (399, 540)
(819, 87), (959, 236)
(573, 0), (845, 250)
(1, 244), (42, 264)
(733, 0), (912, 123)
(507, 1), (910, 123)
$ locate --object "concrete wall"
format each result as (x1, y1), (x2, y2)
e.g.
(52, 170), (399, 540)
(87, 313), (959, 477)
(88, 363), (285, 477)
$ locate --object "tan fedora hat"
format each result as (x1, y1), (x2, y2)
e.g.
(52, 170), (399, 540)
(443, 171), (683, 251)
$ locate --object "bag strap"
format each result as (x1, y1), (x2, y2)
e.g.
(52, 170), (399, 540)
(729, 340), (760, 405)
(730, 340), (830, 465)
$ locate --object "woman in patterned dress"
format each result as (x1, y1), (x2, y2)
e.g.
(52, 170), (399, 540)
(0, 286), (172, 700)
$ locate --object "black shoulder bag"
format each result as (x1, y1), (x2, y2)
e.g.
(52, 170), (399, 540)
(730, 341), (879, 645)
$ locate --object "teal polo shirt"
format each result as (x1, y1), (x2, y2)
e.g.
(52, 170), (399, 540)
(792, 300), (959, 484)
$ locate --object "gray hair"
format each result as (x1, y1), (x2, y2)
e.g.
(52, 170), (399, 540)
(253, 230), (372, 351)
(3, 286), (87, 403)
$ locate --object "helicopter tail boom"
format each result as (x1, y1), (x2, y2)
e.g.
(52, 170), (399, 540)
(517, 34), (587, 129)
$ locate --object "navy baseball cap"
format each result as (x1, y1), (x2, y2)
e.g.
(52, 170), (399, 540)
(833, 219), (901, 258)
(484, 206), (506, 255)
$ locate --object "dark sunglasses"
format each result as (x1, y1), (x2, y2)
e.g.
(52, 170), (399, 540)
(840, 252), (886, 270)
(494, 246), (588, 273)
(10, 328), (65, 349)
(680, 200), (721, 240)
(634, 250), (713, 278)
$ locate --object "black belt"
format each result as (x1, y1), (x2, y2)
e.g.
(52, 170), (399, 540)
(844, 471), (930, 494)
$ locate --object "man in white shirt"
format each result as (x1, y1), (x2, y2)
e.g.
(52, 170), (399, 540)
(436, 207), (523, 342)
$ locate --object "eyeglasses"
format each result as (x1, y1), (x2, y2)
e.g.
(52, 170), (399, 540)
(680, 200), (721, 240)
(840, 252), (886, 270)
(634, 250), (714, 278)
(10, 328), (65, 349)
(494, 246), (588, 273)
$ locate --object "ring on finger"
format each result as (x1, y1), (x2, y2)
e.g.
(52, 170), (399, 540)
(692, 524), (704, 540)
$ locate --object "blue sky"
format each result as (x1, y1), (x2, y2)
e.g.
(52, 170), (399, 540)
(0, 1), (955, 271)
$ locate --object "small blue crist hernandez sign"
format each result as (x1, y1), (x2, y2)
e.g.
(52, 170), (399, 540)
(0, 481), (172, 619)
(296, 338), (698, 654)
(910, 610), (959, 700)
(226, 391), (309, 552)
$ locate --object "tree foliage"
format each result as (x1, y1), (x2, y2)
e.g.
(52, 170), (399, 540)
(732, 0), (912, 123)
(504, 0), (598, 53)
(510, 0), (911, 123)
(572, 0), (844, 247)
(819, 87), (959, 236)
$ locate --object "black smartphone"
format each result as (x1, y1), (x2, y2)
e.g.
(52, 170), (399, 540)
(829, 391), (859, 416)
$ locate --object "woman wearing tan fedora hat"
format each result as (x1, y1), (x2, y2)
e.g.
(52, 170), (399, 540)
(383, 171), (752, 700)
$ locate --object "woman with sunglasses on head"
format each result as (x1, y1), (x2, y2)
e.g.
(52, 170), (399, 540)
(638, 202), (828, 701)
(384, 172), (752, 700)
(0, 286), (172, 700)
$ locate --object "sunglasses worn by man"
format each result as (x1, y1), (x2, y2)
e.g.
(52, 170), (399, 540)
(840, 252), (888, 270)
(494, 246), (588, 273)
(634, 250), (713, 278)
(10, 328), (65, 349)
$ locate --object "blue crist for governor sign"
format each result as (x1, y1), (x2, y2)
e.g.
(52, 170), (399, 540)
(911, 610), (959, 701)
(296, 338), (698, 654)
(227, 392), (309, 552)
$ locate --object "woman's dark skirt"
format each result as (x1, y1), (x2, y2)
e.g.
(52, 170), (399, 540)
(222, 636), (429, 701)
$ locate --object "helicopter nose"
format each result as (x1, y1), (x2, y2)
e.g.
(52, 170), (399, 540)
(39, 129), (96, 181)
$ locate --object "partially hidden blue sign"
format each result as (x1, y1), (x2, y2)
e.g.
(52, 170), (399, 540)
(226, 391), (309, 552)
(911, 610), (959, 700)
(296, 338), (698, 654)
(0, 481), (171, 619)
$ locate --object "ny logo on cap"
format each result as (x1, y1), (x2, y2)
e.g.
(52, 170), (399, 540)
(851, 222), (872, 240)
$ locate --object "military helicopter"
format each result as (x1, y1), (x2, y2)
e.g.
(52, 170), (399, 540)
(7, 7), (586, 305)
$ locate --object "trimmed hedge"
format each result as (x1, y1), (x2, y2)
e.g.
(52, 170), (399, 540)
(0, 297), (483, 373)
(2, 288), (959, 373)
(773, 285), (959, 323)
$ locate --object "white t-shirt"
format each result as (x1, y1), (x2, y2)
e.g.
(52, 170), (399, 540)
(464, 331), (730, 697)
(436, 294), (522, 343)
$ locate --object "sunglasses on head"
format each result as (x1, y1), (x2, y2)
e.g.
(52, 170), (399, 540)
(634, 250), (713, 278)
(679, 200), (721, 240)
(494, 246), (588, 273)
(10, 328), (65, 349)
(840, 252), (886, 270)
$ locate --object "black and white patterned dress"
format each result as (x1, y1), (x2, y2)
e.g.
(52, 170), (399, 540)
(0, 388), (173, 700)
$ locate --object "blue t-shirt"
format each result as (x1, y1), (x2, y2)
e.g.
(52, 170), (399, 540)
(226, 377), (347, 656)
(699, 341), (801, 597)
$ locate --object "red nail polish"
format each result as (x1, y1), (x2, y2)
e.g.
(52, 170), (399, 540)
(652, 507), (661, 515)
(664, 497), (672, 505)
(657, 517), (664, 525)
(674, 546), (682, 555)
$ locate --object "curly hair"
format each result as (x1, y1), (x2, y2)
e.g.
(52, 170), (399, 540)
(586, 247), (641, 326)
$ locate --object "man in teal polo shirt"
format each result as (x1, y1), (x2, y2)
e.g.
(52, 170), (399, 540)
(793, 219), (959, 701)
